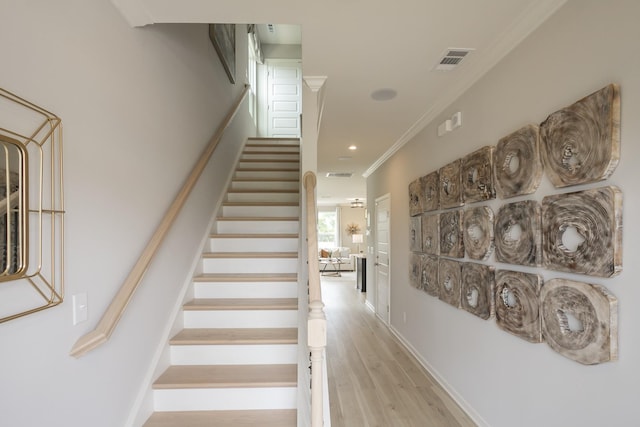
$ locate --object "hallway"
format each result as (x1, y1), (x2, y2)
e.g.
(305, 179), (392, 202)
(323, 272), (476, 427)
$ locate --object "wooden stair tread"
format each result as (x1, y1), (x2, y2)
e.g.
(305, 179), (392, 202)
(171, 328), (298, 345)
(184, 298), (298, 310)
(203, 252), (297, 258)
(235, 167), (300, 172)
(144, 409), (297, 427)
(153, 364), (297, 389)
(232, 178), (299, 182)
(194, 273), (297, 282)
(241, 151), (299, 155)
(210, 233), (298, 239)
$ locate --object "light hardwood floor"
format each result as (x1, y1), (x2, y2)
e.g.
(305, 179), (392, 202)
(323, 273), (477, 427)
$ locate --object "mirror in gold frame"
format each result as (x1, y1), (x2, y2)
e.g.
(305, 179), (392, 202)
(0, 133), (28, 280)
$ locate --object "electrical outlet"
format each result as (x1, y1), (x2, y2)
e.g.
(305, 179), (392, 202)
(73, 293), (88, 325)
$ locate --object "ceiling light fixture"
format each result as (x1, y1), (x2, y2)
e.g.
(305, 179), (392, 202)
(348, 145), (357, 151)
(371, 88), (397, 101)
(350, 199), (364, 208)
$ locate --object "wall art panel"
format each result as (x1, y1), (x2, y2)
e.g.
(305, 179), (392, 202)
(421, 213), (439, 255)
(439, 159), (463, 209)
(409, 215), (422, 252)
(438, 258), (463, 308)
(440, 209), (464, 258)
(463, 206), (494, 261)
(495, 270), (543, 343)
(539, 84), (620, 188)
(408, 177), (424, 216)
(409, 252), (421, 290)
(461, 262), (495, 320)
(494, 124), (543, 198)
(542, 186), (622, 277)
(421, 254), (439, 297)
(422, 171), (440, 212)
(462, 146), (496, 203)
(540, 279), (617, 365)
(494, 200), (542, 267)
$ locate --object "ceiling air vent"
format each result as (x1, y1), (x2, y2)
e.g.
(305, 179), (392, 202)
(434, 48), (474, 71)
(326, 172), (353, 178)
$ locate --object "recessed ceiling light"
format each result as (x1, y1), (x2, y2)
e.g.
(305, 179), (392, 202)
(348, 145), (357, 151)
(371, 88), (397, 101)
(338, 156), (352, 161)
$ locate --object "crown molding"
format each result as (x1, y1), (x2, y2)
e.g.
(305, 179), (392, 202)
(363, 0), (568, 178)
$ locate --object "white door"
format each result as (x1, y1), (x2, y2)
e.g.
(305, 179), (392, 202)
(267, 60), (302, 137)
(375, 195), (391, 324)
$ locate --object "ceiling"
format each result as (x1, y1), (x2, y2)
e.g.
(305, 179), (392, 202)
(112, 0), (567, 206)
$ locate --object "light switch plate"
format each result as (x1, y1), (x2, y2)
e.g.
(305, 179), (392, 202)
(72, 293), (88, 325)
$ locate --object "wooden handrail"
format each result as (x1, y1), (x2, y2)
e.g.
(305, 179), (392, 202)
(70, 86), (250, 358)
(303, 171), (327, 427)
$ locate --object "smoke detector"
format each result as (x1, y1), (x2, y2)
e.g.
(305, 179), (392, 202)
(434, 48), (474, 71)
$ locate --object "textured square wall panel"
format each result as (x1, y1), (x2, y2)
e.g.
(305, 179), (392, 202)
(494, 125), (543, 198)
(542, 186), (622, 277)
(539, 84), (620, 188)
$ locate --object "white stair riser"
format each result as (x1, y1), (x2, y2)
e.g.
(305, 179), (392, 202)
(216, 221), (299, 234)
(226, 192), (299, 203)
(153, 387), (297, 411)
(241, 154), (300, 161)
(221, 205), (299, 218)
(209, 237), (299, 252)
(230, 181), (299, 191)
(238, 162), (299, 171)
(243, 148), (299, 155)
(235, 171), (300, 180)
(202, 258), (298, 274)
(170, 344), (297, 365)
(194, 282), (298, 299)
(184, 310), (298, 328)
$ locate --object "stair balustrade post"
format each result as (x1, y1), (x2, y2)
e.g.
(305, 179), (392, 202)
(308, 299), (326, 427)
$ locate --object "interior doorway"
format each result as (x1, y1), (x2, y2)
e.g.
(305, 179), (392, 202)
(374, 194), (391, 324)
(265, 59), (302, 138)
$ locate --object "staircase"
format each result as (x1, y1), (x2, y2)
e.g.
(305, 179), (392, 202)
(143, 138), (301, 427)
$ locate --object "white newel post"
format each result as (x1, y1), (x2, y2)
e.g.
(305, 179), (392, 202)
(308, 299), (327, 427)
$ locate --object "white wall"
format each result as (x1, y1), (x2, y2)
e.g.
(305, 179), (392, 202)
(367, 1), (640, 426)
(0, 1), (254, 426)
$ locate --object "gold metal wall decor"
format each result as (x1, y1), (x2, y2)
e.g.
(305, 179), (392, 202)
(0, 88), (64, 323)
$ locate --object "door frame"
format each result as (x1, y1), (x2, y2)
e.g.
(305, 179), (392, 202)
(374, 193), (391, 325)
(261, 58), (302, 138)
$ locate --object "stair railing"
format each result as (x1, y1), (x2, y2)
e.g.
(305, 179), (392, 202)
(70, 85), (250, 358)
(303, 171), (327, 427)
